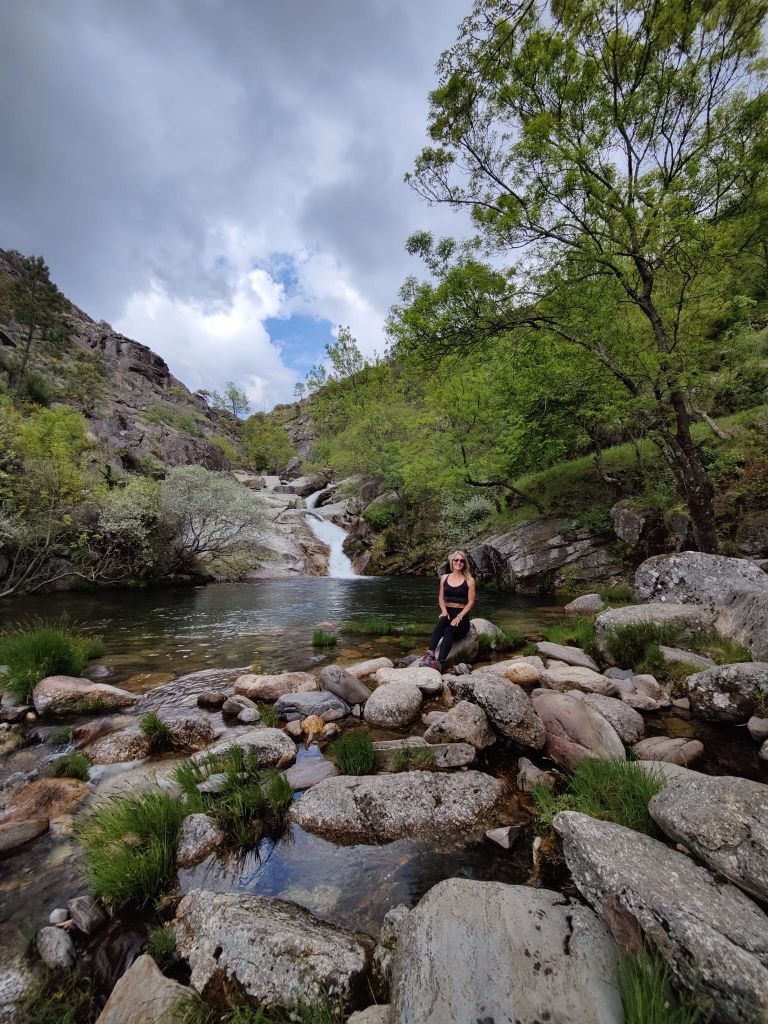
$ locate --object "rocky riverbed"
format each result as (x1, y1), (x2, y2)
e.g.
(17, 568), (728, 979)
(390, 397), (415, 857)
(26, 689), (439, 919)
(1, 550), (768, 1022)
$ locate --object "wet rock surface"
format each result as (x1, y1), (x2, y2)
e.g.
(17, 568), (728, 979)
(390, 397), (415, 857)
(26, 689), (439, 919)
(632, 736), (704, 766)
(554, 811), (768, 1024)
(175, 889), (373, 1010)
(0, 817), (49, 854)
(33, 675), (139, 716)
(650, 776), (768, 903)
(290, 771), (502, 843)
(390, 879), (622, 1024)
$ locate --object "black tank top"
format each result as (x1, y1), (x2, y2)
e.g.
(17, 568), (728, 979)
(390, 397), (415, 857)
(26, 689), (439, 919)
(443, 577), (469, 604)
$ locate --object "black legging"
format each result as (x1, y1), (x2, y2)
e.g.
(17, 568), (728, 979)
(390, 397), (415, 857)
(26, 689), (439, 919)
(429, 612), (470, 663)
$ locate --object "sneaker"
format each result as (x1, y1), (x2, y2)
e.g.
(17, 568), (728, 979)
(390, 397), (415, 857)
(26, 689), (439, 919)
(418, 650), (436, 667)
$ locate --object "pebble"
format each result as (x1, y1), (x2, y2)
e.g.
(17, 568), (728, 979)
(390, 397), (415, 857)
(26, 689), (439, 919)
(49, 908), (69, 925)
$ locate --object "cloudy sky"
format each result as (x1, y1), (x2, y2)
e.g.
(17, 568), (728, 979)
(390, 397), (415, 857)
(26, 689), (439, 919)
(0, 0), (473, 408)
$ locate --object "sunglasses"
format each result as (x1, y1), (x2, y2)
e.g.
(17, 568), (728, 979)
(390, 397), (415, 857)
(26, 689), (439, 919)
(452, 558), (465, 564)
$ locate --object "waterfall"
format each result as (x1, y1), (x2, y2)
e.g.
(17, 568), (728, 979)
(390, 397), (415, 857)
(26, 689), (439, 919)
(305, 488), (357, 578)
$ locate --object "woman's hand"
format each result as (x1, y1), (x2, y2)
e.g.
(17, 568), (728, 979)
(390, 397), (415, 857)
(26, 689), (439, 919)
(450, 614), (463, 627)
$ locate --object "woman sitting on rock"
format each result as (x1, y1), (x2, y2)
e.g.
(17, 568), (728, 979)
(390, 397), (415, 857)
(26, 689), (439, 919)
(420, 551), (476, 670)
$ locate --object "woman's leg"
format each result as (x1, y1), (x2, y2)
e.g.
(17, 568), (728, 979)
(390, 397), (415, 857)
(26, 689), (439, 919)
(428, 616), (450, 655)
(435, 616), (470, 662)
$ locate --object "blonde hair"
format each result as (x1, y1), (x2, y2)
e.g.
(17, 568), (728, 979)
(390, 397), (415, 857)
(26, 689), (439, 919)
(448, 550), (474, 583)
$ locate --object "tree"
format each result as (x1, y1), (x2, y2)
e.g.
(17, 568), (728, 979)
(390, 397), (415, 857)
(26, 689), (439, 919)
(293, 382), (307, 403)
(397, 0), (768, 552)
(242, 414), (296, 473)
(209, 381), (251, 419)
(3, 252), (68, 389)
(305, 364), (327, 395)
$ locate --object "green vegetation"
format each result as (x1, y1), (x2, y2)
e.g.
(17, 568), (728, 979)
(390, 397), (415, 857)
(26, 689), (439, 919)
(596, 583), (634, 606)
(179, 991), (345, 1024)
(140, 712), (173, 754)
(605, 623), (752, 679)
(174, 745), (292, 848)
(48, 725), (74, 748)
(45, 751), (91, 781)
(142, 402), (203, 437)
(331, 730), (377, 775)
(605, 623), (686, 670)
(342, 617), (430, 637)
(542, 618), (599, 662)
(619, 951), (707, 1024)
(257, 703), (279, 728)
(532, 758), (666, 837)
(242, 413), (295, 473)
(392, 744), (436, 771)
(77, 790), (187, 909)
(146, 925), (177, 970)
(0, 618), (104, 703)
(15, 967), (97, 1024)
(312, 629), (338, 648)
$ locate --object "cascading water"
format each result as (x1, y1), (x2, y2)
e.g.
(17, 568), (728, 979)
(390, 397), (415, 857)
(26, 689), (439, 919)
(305, 488), (357, 578)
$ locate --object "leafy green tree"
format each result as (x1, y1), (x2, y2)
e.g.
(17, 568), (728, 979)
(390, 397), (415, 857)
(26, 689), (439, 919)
(2, 252), (68, 390)
(209, 381), (251, 419)
(293, 382), (307, 402)
(242, 413), (296, 472)
(396, 0), (768, 552)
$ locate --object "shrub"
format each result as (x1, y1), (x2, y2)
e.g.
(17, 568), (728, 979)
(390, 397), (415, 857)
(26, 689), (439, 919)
(0, 618), (105, 703)
(146, 925), (176, 970)
(604, 622), (684, 669)
(532, 758), (667, 837)
(362, 502), (400, 531)
(619, 950), (707, 1024)
(77, 790), (188, 909)
(331, 730), (376, 775)
(312, 630), (338, 648)
(438, 494), (495, 538)
(15, 967), (97, 1024)
(173, 746), (292, 848)
(496, 628), (526, 651)
(45, 751), (91, 781)
(140, 712), (173, 753)
(48, 725), (74, 748)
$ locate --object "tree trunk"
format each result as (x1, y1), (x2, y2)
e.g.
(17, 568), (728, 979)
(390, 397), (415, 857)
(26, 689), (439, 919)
(665, 393), (719, 553)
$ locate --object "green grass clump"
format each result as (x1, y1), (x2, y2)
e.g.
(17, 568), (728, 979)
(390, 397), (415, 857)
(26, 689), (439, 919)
(331, 730), (376, 775)
(496, 628), (526, 651)
(45, 751), (91, 781)
(476, 633), (495, 653)
(140, 712), (174, 753)
(178, 991), (345, 1024)
(542, 617), (600, 660)
(619, 951), (707, 1024)
(312, 630), (338, 648)
(16, 968), (97, 1024)
(48, 725), (74, 748)
(77, 790), (188, 909)
(399, 635), (417, 651)
(604, 622), (685, 669)
(532, 758), (667, 837)
(597, 582), (634, 605)
(146, 925), (176, 970)
(257, 703), (279, 727)
(392, 744), (436, 771)
(342, 618), (431, 637)
(174, 745), (292, 848)
(0, 618), (105, 703)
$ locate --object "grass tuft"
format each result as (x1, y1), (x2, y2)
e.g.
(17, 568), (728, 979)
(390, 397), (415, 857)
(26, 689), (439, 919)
(140, 712), (173, 754)
(257, 703), (279, 728)
(48, 725), (74, 748)
(331, 730), (376, 775)
(619, 950), (708, 1024)
(146, 925), (176, 970)
(312, 630), (338, 648)
(606, 623), (752, 678)
(15, 967), (97, 1024)
(342, 618), (431, 637)
(532, 758), (667, 837)
(542, 617), (600, 660)
(0, 617), (105, 704)
(77, 790), (188, 909)
(392, 744), (436, 771)
(45, 750), (91, 781)
(596, 583), (634, 605)
(176, 990), (346, 1024)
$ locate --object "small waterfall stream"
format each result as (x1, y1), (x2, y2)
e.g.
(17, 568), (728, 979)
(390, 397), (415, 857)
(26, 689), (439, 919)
(305, 488), (357, 578)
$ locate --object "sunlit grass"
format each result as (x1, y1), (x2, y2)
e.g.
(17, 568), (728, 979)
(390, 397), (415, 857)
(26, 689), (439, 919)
(0, 617), (104, 703)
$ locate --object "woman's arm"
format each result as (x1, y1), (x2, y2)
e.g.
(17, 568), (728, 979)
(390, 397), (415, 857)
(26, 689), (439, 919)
(451, 578), (476, 626)
(438, 575), (449, 618)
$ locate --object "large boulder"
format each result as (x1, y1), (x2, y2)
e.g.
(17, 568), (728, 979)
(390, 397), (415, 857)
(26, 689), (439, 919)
(442, 628), (480, 668)
(452, 675), (545, 748)
(374, 666), (442, 696)
(86, 712), (216, 765)
(175, 890), (372, 1010)
(687, 663), (768, 724)
(634, 551), (768, 659)
(595, 602), (715, 658)
(318, 666), (372, 705)
(194, 727), (296, 767)
(290, 771), (502, 843)
(390, 879), (622, 1024)
(532, 691), (625, 770)
(564, 593), (605, 615)
(33, 676), (138, 717)
(364, 682), (422, 728)
(235, 672), (319, 702)
(96, 954), (190, 1024)
(423, 701), (496, 749)
(554, 811), (768, 1024)
(569, 693), (645, 744)
(541, 665), (619, 697)
(274, 691), (350, 722)
(650, 776), (768, 904)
